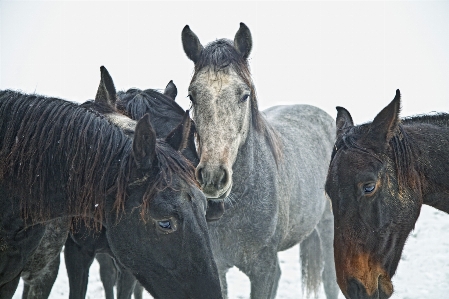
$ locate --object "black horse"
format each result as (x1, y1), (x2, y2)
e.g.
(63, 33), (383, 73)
(325, 89), (449, 299)
(0, 66), (222, 299)
(65, 79), (198, 299)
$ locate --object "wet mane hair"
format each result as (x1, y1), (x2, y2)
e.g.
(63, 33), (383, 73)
(0, 90), (196, 226)
(117, 88), (185, 137)
(192, 39), (283, 165)
(329, 114), (449, 193)
(402, 112), (449, 127)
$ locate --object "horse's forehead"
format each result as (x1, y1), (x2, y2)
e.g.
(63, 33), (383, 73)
(332, 149), (381, 180)
(191, 68), (246, 92)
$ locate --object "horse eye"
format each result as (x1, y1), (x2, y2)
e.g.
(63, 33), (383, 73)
(363, 183), (376, 194)
(158, 220), (172, 230)
(240, 94), (250, 102)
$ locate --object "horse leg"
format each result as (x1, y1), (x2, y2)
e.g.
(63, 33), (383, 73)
(65, 235), (95, 299)
(0, 273), (20, 299)
(316, 200), (339, 299)
(96, 253), (117, 299)
(213, 261), (231, 299)
(22, 254), (61, 299)
(133, 281), (144, 299)
(237, 248), (281, 299)
(218, 268), (229, 299)
(0, 223), (46, 297)
(116, 266), (137, 299)
(22, 282), (31, 299)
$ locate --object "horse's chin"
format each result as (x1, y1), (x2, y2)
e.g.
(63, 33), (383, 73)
(205, 184), (232, 222)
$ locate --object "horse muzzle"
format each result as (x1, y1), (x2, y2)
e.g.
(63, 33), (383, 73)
(336, 251), (394, 299)
(345, 276), (393, 299)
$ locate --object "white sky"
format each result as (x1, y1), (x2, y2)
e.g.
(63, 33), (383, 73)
(1, 1), (448, 124)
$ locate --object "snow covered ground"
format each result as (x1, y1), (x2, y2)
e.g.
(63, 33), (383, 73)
(12, 205), (449, 299)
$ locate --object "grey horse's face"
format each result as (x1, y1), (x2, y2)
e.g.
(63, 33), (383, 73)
(189, 67), (252, 200)
(182, 23), (254, 214)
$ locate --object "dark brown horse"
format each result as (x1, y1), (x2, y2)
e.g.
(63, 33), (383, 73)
(325, 89), (449, 299)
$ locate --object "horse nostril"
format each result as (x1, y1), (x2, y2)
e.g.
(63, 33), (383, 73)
(195, 165), (204, 185)
(217, 166), (229, 190)
(347, 278), (368, 298)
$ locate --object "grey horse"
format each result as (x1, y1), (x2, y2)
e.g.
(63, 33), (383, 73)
(182, 23), (340, 299)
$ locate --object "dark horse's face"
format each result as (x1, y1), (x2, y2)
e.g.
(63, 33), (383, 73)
(95, 67), (222, 299)
(325, 90), (421, 299)
(106, 168), (220, 299)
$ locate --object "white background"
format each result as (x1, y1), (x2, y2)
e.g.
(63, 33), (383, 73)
(2, 1), (449, 298)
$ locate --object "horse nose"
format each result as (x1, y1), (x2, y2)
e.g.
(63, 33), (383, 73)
(195, 163), (229, 196)
(347, 278), (370, 298)
(347, 278), (388, 299)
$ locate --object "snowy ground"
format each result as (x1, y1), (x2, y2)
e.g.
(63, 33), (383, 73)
(13, 205), (449, 299)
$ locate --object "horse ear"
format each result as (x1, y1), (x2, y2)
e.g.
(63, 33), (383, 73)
(95, 66), (117, 108)
(133, 114), (157, 170)
(234, 22), (252, 59)
(163, 80), (177, 100)
(369, 89), (401, 144)
(182, 25), (204, 64)
(336, 106), (354, 139)
(165, 110), (192, 151)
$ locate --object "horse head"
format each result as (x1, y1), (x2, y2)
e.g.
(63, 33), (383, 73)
(182, 23), (265, 220)
(93, 67), (222, 299)
(325, 90), (422, 299)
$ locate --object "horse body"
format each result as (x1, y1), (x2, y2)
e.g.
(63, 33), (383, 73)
(182, 24), (339, 299)
(0, 66), (222, 299)
(325, 90), (449, 299)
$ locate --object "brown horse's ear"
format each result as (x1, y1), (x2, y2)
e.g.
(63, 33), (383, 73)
(165, 110), (192, 151)
(182, 25), (204, 64)
(369, 89), (401, 144)
(336, 106), (354, 139)
(163, 80), (177, 100)
(133, 114), (156, 170)
(95, 66), (117, 109)
(234, 22), (252, 60)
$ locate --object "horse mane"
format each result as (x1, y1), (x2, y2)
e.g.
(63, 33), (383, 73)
(331, 121), (417, 193)
(402, 112), (449, 127)
(119, 140), (199, 221)
(0, 90), (197, 227)
(117, 88), (185, 135)
(192, 39), (283, 165)
(79, 98), (117, 115)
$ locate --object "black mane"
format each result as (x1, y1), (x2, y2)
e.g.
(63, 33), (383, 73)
(331, 117), (425, 192)
(117, 88), (185, 138)
(0, 90), (196, 225)
(402, 112), (449, 127)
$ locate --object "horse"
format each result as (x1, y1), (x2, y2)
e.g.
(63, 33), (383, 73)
(181, 23), (339, 299)
(0, 66), (223, 299)
(65, 79), (199, 299)
(325, 89), (449, 299)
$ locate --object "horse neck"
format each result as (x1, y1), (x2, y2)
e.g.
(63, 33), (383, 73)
(406, 123), (449, 213)
(233, 116), (278, 190)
